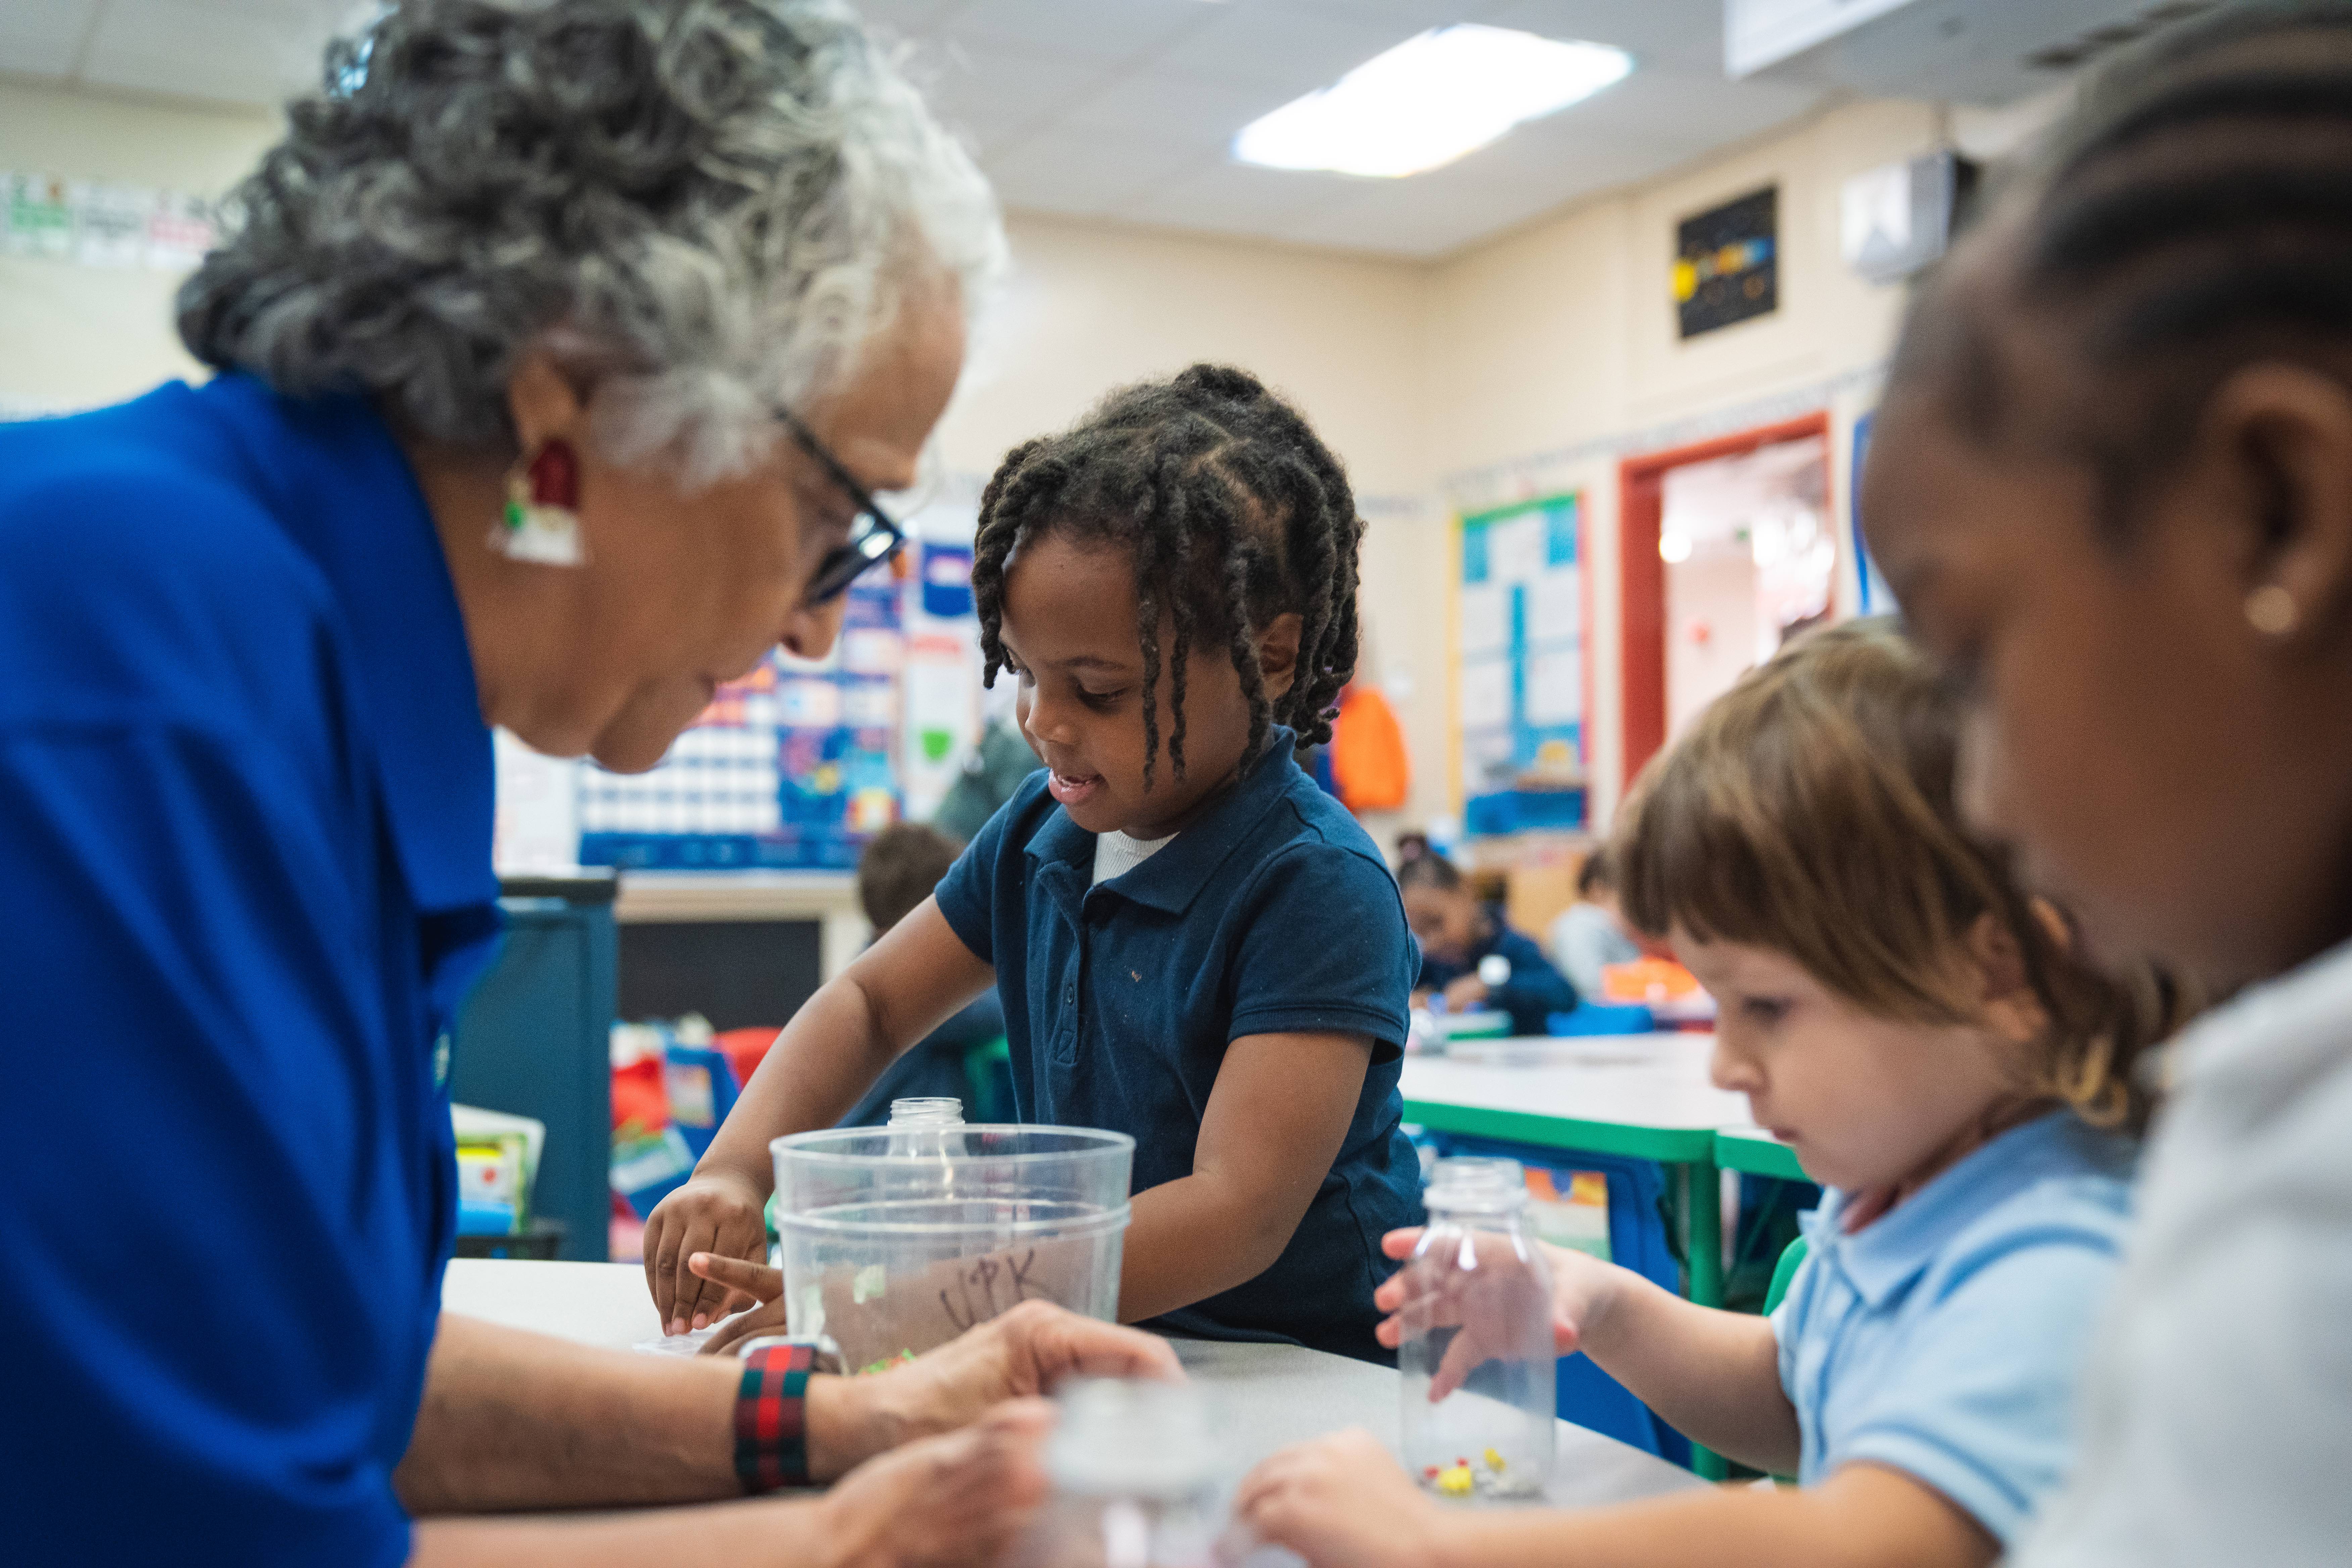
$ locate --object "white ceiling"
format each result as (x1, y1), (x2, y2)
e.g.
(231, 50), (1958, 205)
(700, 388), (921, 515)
(0, 0), (1834, 259)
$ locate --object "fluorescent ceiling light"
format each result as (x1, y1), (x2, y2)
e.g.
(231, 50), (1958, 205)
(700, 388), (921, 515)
(1233, 25), (1633, 179)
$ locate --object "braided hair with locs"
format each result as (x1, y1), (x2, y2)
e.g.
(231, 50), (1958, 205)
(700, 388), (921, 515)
(1908, 1), (2352, 537)
(970, 364), (1364, 791)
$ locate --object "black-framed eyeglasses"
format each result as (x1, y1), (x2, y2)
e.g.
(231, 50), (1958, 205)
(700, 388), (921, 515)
(776, 404), (908, 606)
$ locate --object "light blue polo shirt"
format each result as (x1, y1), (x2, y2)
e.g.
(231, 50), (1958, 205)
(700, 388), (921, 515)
(1773, 1110), (2136, 1546)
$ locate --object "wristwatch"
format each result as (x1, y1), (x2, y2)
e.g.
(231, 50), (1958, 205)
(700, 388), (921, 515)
(731, 1335), (842, 1492)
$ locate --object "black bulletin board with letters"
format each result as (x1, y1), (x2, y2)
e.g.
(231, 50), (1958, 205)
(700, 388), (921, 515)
(1674, 185), (1778, 340)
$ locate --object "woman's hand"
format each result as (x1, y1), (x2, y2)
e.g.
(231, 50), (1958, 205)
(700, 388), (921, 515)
(1236, 1430), (1443, 1568)
(1373, 1229), (1625, 1399)
(815, 1400), (1056, 1568)
(643, 1169), (770, 1333)
(1440, 975), (1489, 1011)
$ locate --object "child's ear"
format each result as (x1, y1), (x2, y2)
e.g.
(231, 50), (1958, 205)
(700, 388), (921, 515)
(1255, 612), (1305, 702)
(1965, 910), (2050, 1046)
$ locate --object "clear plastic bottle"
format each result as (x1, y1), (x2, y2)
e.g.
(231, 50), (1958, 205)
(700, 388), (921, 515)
(1397, 1157), (1556, 1499)
(884, 1095), (965, 1158)
(1020, 1378), (1220, 1568)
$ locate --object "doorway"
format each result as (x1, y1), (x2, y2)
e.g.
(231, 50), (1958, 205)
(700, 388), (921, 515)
(1618, 414), (1833, 792)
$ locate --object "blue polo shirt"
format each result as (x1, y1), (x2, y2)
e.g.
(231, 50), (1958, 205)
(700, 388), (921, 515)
(0, 377), (499, 1564)
(1773, 1110), (2137, 1546)
(934, 733), (1423, 1361)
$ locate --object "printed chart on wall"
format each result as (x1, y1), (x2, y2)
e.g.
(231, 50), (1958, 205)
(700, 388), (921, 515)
(1456, 494), (1585, 834)
(488, 537), (990, 875)
(1850, 411), (1896, 615)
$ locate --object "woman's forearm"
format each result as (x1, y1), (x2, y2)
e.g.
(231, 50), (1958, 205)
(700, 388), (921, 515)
(410, 1498), (837, 1568)
(397, 1316), (885, 1514)
(1572, 1270), (1799, 1473)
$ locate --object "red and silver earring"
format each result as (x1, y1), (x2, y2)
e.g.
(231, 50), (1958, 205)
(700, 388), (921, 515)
(491, 439), (586, 566)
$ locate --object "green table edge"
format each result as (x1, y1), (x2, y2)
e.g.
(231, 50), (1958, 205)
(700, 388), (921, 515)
(1711, 1129), (1810, 1183)
(1400, 1099), (1720, 1162)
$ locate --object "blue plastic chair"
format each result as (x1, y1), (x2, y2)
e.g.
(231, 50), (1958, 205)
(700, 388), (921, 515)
(1548, 1002), (1656, 1036)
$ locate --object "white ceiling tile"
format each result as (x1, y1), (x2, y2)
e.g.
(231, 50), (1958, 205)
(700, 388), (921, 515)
(1149, 2), (1427, 92)
(982, 127), (1209, 217)
(1561, 65), (1828, 154)
(1054, 69), (1289, 156)
(940, 0), (1215, 65)
(1481, 0), (1729, 74)
(1439, 123), (1683, 198)
(0, 0), (99, 80)
(905, 37), (1127, 154)
(79, 0), (366, 107)
(1270, 0), (1519, 30)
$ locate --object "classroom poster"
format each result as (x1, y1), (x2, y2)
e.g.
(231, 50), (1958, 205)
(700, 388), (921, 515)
(1850, 410), (1896, 615)
(574, 570), (906, 871)
(1456, 494), (1584, 830)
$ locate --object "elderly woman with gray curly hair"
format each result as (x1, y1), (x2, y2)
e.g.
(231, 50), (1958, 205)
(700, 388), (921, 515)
(0, 2), (1177, 1563)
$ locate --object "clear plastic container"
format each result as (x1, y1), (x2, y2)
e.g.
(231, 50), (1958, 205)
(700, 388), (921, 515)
(1396, 1157), (1555, 1499)
(770, 1124), (1132, 1375)
(1019, 1378), (1220, 1568)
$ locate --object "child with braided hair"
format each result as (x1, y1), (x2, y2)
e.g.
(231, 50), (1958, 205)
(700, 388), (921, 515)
(647, 364), (1424, 1362)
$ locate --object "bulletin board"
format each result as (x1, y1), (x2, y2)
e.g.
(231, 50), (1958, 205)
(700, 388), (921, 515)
(578, 572), (906, 871)
(494, 537), (990, 877)
(1454, 493), (1587, 836)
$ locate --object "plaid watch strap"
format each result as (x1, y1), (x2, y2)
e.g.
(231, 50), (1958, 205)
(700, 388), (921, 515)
(734, 1341), (818, 1492)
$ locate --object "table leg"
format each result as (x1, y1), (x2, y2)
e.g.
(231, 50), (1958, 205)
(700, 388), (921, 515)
(1674, 1158), (1729, 1482)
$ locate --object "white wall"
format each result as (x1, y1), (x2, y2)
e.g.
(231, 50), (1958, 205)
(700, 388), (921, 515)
(0, 81), (278, 413)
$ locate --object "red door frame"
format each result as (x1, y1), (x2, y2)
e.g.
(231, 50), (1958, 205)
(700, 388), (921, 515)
(1617, 411), (1833, 794)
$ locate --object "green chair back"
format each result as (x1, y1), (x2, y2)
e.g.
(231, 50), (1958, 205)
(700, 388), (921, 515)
(1763, 1235), (1809, 1316)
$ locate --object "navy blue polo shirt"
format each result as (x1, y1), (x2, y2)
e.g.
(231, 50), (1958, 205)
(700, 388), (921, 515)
(934, 730), (1423, 1361)
(0, 377), (499, 1564)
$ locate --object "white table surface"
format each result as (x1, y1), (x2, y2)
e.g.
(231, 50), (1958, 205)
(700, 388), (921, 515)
(1401, 1033), (1755, 1134)
(443, 1260), (1704, 1509)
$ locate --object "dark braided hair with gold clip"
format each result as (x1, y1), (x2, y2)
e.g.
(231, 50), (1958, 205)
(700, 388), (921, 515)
(970, 364), (1364, 790)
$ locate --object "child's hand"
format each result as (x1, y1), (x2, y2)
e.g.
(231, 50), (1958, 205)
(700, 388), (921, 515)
(1439, 975), (1489, 1011)
(1373, 1229), (1625, 1398)
(684, 1252), (792, 1356)
(1236, 1430), (1442, 1568)
(643, 1170), (769, 1334)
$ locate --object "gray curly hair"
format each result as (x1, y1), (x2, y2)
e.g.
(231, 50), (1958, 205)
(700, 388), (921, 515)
(178, 0), (1001, 486)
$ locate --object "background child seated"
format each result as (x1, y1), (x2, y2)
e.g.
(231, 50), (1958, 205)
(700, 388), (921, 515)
(1550, 847), (1645, 1001)
(1237, 620), (2190, 1568)
(836, 823), (1006, 1126)
(642, 365), (1422, 1362)
(1399, 850), (1577, 1035)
